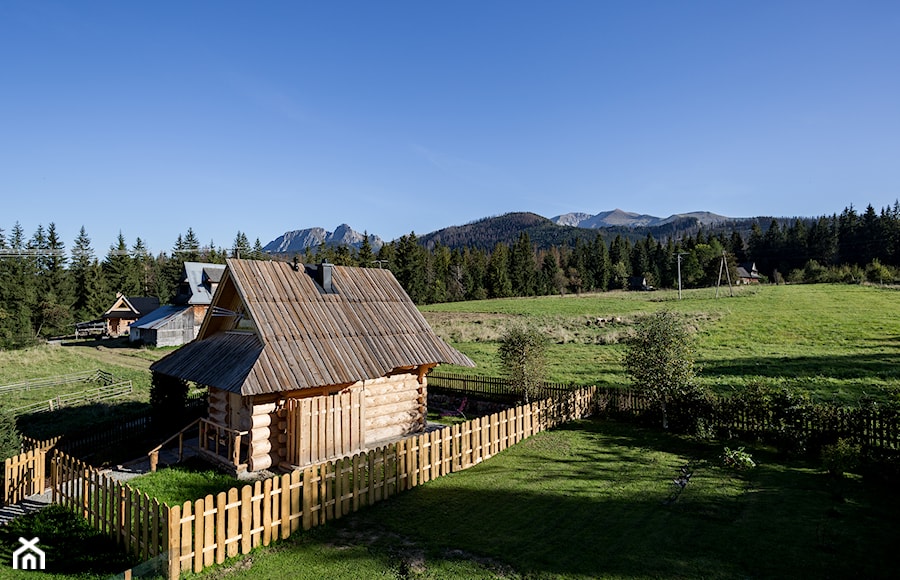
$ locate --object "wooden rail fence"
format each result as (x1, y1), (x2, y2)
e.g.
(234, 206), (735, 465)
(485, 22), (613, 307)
(428, 371), (578, 402)
(0, 369), (114, 395)
(9, 380), (133, 416)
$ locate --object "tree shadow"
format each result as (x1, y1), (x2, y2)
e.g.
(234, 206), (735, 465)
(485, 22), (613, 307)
(700, 351), (900, 382)
(330, 419), (900, 579)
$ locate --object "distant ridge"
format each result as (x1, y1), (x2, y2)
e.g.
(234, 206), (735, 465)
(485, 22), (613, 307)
(264, 209), (741, 255)
(551, 209), (730, 229)
(263, 224), (383, 255)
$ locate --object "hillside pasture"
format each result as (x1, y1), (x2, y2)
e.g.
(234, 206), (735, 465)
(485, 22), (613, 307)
(0, 339), (170, 439)
(423, 284), (900, 403)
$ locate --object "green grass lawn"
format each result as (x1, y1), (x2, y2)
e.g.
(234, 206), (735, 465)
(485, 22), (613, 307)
(182, 419), (897, 579)
(424, 284), (900, 403)
(127, 457), (242, 507)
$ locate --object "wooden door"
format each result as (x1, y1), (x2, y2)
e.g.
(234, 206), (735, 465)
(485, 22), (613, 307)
(285, 388), (364, 468)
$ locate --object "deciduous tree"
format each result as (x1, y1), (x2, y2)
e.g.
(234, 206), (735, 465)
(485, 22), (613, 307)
(624, 310), (697, 429)
(498, 327), (547, 404)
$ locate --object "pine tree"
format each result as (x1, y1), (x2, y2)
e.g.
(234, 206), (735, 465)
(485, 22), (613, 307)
(104, 232), (141, 296)
(590, 234), (611, 292)
(509, 233), (536, 296)
(486, 243), (513, 298)
(37, 223), (73, 337)
(71, 227), (96, 321)
(357, 232), (375, 267)
(252, 238), (266, 259)
(132, 238), (152, 294)
(393, 233), (427, 303)
(232, 231), (251, 259)
(0, 223), (38, 343)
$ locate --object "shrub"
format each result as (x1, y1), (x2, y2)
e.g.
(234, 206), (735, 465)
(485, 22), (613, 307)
(722, 446), (756, 470)
(0, 411), (21, 460)
(821, 438), (861, 478)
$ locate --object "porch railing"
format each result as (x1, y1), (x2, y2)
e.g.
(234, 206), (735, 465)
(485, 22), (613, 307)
(199, 418), (249, 472)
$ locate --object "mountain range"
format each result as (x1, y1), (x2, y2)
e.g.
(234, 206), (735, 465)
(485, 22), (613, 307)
(550, 209), (730, 229)
(263, 209), (740, 254)
(263, 224), (384, 255)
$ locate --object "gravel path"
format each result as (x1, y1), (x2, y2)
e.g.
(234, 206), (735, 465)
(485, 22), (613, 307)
(0, 490), (52, 526)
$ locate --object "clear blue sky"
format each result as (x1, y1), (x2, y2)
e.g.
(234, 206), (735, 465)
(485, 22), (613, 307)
(3, 1), (900, 255)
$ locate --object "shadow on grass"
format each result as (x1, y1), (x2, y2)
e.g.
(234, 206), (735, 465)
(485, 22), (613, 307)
(0, 505), (137, 577)
(334, 420), (900, 579)
(701, 351), (900, 383)
(16, 401), (150, 441)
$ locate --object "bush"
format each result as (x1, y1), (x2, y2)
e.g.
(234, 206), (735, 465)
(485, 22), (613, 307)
(0, 411), (21, 460)
(722, 446), (756, 470)
(665, 384), (716, 436)
(821, 438), (861, 478)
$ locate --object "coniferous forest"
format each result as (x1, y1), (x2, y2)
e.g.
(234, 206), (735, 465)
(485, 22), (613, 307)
(1, 202), (899, 348)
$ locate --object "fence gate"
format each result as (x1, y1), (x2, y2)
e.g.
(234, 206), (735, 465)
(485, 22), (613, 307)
(2, 449), (47, 506)
(285, 388), (364, 468)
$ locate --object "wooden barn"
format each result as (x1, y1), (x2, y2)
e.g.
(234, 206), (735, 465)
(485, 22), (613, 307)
(150, 258), (474, 474)
(102, 294), (160, 337)
(130, 262), (225, 347)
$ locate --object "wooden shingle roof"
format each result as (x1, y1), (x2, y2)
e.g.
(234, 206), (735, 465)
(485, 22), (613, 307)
(151, 259), (474, 395)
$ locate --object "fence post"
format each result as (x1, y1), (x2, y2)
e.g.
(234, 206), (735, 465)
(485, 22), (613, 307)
(168, 504), (181, 580)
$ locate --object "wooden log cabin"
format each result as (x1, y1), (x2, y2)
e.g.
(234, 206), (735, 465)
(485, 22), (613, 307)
(102, 294), (160, 337)
(150, 258), (474, 474)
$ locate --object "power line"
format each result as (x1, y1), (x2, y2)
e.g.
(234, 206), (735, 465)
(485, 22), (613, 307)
(0, 248), (65, 258)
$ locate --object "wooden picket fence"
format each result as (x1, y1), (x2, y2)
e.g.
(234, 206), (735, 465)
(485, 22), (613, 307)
(51, 452), (166, 563)
(43, 385), (597, 579)
(2, 448), (47, 506)
(432, 372), (900, 451)
(2, 450), (44, 505)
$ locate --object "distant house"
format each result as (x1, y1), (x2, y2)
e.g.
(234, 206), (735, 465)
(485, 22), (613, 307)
(130, 262), (225, 347)
(736, 262), (761, 284)
(103, 294), (160, 337)
(151, 258), (475, 474)
(628, 276), (653, 291)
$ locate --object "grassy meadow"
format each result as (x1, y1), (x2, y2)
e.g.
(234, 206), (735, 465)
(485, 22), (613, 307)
(1, 283), (898, 437)
(423, 283), (900, 404)
(0, 338), (171, 438)
(177, 419), (898, 579)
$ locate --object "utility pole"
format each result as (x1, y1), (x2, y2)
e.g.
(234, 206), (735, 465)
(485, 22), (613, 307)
(676, 253), (687, 299)
(715, 251), (734, 298)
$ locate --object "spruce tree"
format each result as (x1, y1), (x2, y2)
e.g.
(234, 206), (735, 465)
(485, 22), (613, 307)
(71, 227), (96, 321)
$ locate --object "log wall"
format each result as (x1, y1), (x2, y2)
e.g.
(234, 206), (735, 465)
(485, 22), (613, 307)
(363, 373), (426, 445)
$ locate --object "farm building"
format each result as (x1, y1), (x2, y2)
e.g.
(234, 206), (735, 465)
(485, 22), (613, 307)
(130, 262), (225, 347)
(150, 258), (474, 474)
(736, 262), (761, 284)
(102, 294), (160, 337)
